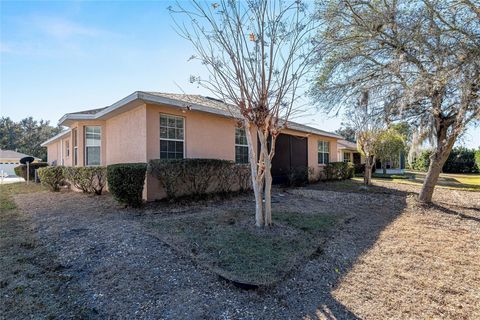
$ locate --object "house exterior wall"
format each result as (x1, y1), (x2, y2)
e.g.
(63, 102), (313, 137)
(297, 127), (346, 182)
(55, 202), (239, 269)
(105, 104), (147, 164)
(45, 102), (341, 200)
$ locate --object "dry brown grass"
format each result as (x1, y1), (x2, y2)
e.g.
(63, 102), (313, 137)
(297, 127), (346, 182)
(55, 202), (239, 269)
(331, 194), (480, 319)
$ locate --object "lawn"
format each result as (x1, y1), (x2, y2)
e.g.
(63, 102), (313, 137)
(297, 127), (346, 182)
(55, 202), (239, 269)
(354, 171), (480, 191)
(146, 209), (342, 287)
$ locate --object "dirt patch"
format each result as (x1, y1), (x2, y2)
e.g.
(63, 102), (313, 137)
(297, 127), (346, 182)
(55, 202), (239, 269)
(4, 181), (479, 319)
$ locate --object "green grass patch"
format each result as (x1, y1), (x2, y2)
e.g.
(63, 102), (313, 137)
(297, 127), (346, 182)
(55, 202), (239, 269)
(0, 183), (45, 212)
(147, 210), (342, 286)
(372, 173), (413, 180)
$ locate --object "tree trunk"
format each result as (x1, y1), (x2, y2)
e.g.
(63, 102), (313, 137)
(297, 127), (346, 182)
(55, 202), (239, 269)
(418, 116), (457, 204)
(264, 157), (273, 226)
(364, 156), (372, 185)
(382, 160), (386, 174)
(244, 123), (265, 227)
(418, 147), (451, 203)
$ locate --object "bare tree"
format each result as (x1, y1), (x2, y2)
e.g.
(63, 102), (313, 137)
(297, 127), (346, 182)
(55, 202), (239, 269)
(312, 0), (480, 203)
(170, 0), (315, 226)
(346, 91), (383, 185)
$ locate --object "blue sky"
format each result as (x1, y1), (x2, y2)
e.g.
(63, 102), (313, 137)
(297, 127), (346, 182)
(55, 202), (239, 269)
(1, 0), (478, 148)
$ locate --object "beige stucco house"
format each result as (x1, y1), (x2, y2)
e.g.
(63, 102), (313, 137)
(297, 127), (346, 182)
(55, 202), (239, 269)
(41, 91), (343, 200)
(336, 139), (363, 164)
(0, 149), (41, 177)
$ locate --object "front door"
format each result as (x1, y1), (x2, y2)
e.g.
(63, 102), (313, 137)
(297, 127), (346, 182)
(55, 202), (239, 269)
(270, 134), (308, 184)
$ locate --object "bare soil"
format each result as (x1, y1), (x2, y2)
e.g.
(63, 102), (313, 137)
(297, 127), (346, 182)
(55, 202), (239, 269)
(1, 180), (479, 319)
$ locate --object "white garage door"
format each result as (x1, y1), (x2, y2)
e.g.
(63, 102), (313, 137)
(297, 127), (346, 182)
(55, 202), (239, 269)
(0, 162), (20, 177)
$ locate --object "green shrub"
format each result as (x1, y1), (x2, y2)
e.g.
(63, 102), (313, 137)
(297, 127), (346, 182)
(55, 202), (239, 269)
(148, 159), (251, 199)
(324, 162), (354, 180)
(285, 166), (309, 187)
(443, 147), (478, 173)
(412, 148), (479, 173)
(107, 163), (147, 207)
(14, 162), (48, 181)
(63, 167), (107, 195)
(37, 166), (64, 191)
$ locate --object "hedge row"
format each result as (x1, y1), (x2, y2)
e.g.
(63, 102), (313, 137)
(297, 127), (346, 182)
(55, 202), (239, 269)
(14, 162), (48, 181)
(411, 148), (480, 173)
(324, 162), (354, 180)
(37, 167), (64, 191)
(63, 167), (107, 195)
(107, 163), (147, 208)
(148, 159), (251, 199)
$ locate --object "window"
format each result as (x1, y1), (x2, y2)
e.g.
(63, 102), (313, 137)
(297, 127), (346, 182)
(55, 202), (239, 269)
(343, 152), (351, 163)
(85, 126), (101, 166)
(72, 129), (78, 166)
(235, 127), (249, 164)
(318, 141), (330, 164)
(160, 114), (184, 159)
(66, 140), (70, 157)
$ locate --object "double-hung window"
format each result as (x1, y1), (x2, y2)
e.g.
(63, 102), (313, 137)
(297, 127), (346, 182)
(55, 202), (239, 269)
(85, 126), (101, 166)
(343, 152), (351, 163)
(160, 114), (184, 159)
(318, 141), (330, 164)
(235, 127), (249, 164)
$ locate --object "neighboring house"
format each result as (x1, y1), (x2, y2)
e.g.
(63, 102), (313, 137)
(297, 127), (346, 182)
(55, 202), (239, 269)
(41, 91), (343, 200)
(0, 149), (41, 177)
(336, 140), (363, 165)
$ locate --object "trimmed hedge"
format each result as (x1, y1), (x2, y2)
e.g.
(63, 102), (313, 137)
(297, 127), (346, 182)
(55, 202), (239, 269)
(37, 166), (64, 191)
(107, 163), (147, 207)
(14, 162), (48, 181)
(63, 167), (107, 195)
(324, 162), (354, 180)
(148, 159), (252, 199)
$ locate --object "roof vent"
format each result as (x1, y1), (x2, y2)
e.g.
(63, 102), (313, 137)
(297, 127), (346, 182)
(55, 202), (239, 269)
(204, 96), (225, 103)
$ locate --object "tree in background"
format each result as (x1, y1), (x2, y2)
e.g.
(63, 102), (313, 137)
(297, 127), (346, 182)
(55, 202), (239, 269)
(0, 117), (62, 161)
(335, 123), (356, 143)
(374, 129), (406, 174)
(171, 0), (315, 227)
(347, 91), (383, 186)
(312, 0), (479, 203)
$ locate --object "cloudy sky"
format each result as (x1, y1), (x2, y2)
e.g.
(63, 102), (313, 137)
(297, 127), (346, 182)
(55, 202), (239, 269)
(1, 1), (478, 147)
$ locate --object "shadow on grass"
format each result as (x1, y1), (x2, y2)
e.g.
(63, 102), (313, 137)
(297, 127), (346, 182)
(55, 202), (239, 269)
(428, 203), (480, 223)
(144, 179), (410, 319)
(297, 179), (409, 319)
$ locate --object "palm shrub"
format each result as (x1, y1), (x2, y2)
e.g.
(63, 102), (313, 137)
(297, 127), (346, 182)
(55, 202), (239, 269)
(107, 163), (147, 207)
(37, 166), (64, 191)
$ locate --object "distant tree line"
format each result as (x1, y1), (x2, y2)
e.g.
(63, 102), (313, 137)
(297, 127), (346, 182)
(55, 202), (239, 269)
(411, 147), (480, 174)
(0, 117), (62, 161)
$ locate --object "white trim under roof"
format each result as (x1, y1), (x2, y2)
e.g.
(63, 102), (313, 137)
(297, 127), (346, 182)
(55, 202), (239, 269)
(40, 129), (71, 147)
(56, 91), (343, 139)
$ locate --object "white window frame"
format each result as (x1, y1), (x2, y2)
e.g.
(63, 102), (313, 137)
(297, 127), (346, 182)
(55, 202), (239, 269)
(72, 129), (78, 166)
(84, 126), (101, 166)
(160, 113), (185, 159)
(343, 151), (351, 163)
(318, 140), (330, 165)
(234, 127), (249, 164)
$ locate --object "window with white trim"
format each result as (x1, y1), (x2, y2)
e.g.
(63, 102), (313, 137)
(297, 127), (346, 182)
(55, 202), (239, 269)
(66, 140), (70, 157)
(318, 141), (330, 164)
(235, 127), (249, 164)
(343, 152), (351, 163)
(85, 126), (101, 166)
(72, 129), (78, 166)
(160, 114), (184, 159)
